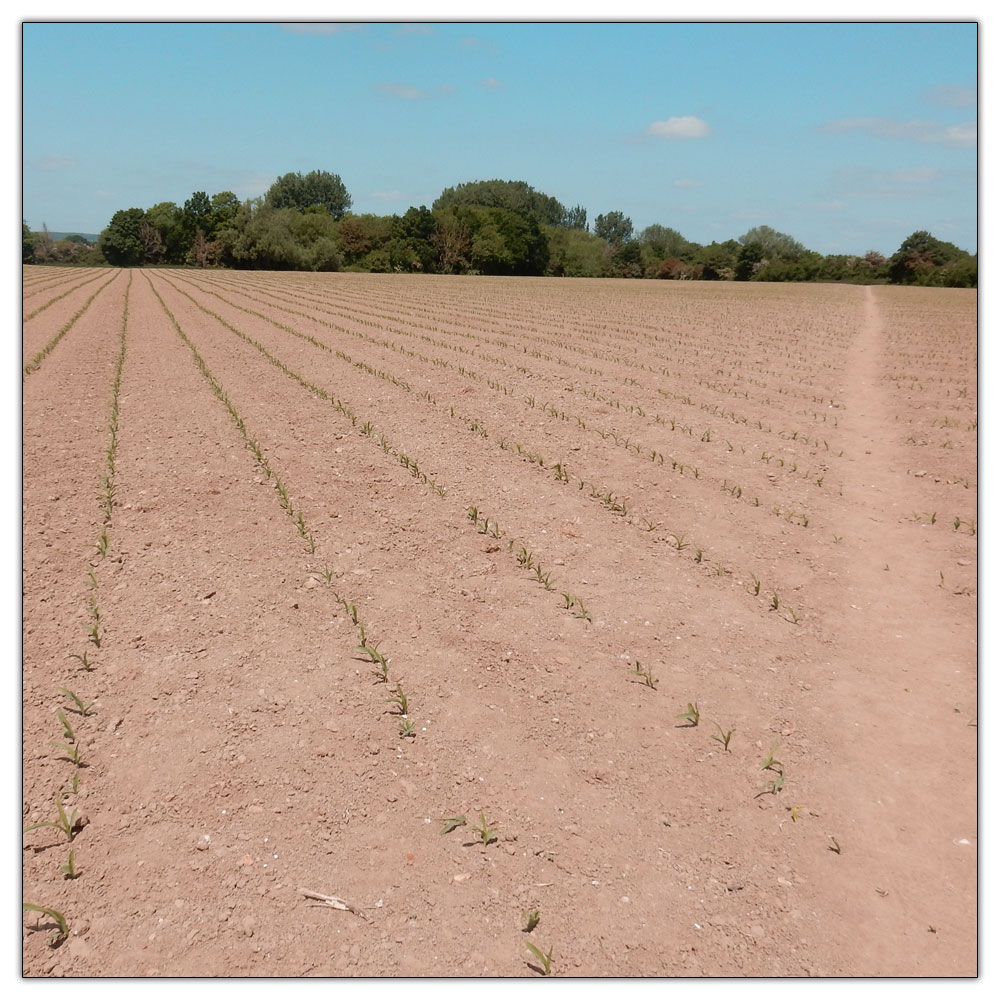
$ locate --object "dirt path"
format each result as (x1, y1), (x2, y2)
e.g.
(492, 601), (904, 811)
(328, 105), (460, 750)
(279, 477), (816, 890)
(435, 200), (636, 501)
(789, 285), (977, 974)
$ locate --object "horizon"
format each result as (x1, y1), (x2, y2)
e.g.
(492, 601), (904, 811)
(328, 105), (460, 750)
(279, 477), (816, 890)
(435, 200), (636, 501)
(22, 20), (977, 257)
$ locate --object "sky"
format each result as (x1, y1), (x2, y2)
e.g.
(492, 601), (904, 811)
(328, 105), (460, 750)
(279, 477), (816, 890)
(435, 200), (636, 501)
(21, 13), (979, 256)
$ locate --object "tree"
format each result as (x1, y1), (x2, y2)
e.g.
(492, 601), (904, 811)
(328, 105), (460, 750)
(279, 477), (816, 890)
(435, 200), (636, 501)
(137, 220), (165, 263)
(594, 211), (633, 247)
(265, 170), (352, 220)
(887, 231), (974, 286)
(431, 209), (472, 274)
(22, 220), (34, 263)
(735, 242), (766, 281)
(543, 225), (608, 277)
(737, 225), (805, 260)
(638, 224), (692, 259)
(695, 240), (739, 280)
(562, 204), (588, 230)
(98, 209), (147, 266)
(433, 180), (567, 228)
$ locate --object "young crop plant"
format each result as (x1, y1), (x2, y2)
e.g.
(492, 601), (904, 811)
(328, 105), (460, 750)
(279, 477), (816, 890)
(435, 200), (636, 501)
(385, 682), (409, 717)
(522, 910), (541, 933)
(24, 797), (81, 843)
(632, 660), (658, 690)
(472, 813), (499, 846)
(22, 903), (69, 948)
(711, 724), (734, 752)
(398, 719), (416, 739)
(59, 688), (95, 717)
(525, 941), (554, 976)
(67, 651), (95, 672)
(678, 702), (700, 727)
(438, 815), (468, 835)
(61, 849), (81, 880)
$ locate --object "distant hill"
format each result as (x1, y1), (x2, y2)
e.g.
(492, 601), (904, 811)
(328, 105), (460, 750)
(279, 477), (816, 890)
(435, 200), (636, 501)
(50, 231), (99, 243)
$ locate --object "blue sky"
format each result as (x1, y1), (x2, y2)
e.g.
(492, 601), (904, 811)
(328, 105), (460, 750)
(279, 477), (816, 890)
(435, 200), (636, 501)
(21, 15), (978, 255)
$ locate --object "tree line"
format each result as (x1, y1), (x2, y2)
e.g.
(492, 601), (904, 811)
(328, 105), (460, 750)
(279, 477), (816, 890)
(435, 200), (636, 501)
(23, 172), (977, 287)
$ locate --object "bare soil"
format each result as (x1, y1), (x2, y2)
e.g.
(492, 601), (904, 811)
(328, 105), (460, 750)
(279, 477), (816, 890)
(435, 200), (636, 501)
(22, 268), (977, 977)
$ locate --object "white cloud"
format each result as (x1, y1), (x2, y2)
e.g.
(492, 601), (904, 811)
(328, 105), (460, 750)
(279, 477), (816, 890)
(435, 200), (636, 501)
(819, 117), (976, 148)
(376, 82), (431, 100)
(673, 178), (703, 188)
(645, 116), (712, 140)
(479, 77), (503, 89)
(94, 191), (115, 200)
(923, 84), (976, 108)
(883, 166), (941, 184)
(37, 155), (75, 171)
(829, 165), (952, 200)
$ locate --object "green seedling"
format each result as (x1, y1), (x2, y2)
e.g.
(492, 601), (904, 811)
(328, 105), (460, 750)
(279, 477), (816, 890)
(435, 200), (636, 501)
(769, 592), (780, 612)
(24, 797), (80, 842)
(357, 639), (385, 663)
(370, 652), (390, 684)
(86, 622), (101, 648)
(711, 724), (734, 752)
(760, 747), (783, 773)
(385, 682), (409, 717)
(59, 688), (95, 717)
(95, 532), (109, 558)
(473, 813), (498, 846)
(56, 709), (75, 742)
(22, 903), (69, 948)
(522, 910), (541, 933)
(632, 661), (658, 690)
(678, 702), (700, 727)
(438, 815), (467, 835)
(398, 719), (416, 739)
(525, 941), (554, 976)
(747, 573), (761, 597)
(50, 741), (83, 767)
(61, 849), (81, 880)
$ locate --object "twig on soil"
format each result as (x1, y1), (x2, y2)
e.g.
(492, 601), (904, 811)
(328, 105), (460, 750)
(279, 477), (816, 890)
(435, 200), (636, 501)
(299, 887), (369, 922)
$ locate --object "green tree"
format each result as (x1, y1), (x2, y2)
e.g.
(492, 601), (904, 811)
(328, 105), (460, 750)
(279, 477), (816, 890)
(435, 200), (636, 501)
(562, 204), (588, 230)
(265, 170), (352, 220)
(22, 220), (34, 263)
(98, 209), (147, 266)
(433, 179), (567, 228)
(594, 211), (633, 247)
(737, 225), (805, 260)
(887, 231), (975, 286)
(695, 240), (739, 280)
(543, 225), (608, 277)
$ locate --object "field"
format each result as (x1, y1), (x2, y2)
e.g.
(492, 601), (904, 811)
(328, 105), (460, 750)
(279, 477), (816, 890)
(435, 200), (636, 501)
(22, 266), (977, 977)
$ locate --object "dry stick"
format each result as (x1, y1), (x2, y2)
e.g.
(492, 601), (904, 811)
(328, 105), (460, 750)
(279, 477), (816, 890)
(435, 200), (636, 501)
(299, 888), (369, 922)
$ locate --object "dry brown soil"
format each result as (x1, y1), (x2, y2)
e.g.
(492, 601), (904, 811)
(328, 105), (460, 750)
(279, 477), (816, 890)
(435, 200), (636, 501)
(22, 268), (977, 977)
